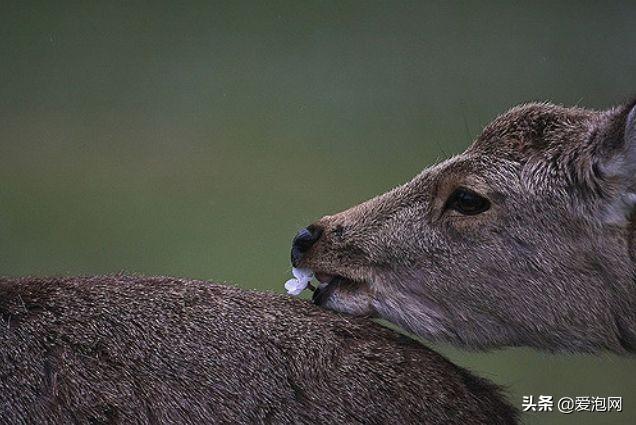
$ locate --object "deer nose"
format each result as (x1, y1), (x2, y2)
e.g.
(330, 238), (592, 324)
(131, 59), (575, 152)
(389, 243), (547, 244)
(291, 225), (323, 266)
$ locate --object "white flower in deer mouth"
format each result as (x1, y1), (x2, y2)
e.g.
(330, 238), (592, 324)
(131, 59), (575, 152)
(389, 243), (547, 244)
(284, 267), (314, 296)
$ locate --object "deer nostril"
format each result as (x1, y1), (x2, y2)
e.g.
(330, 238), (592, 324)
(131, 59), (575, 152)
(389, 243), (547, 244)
(291, 225), (323, 266)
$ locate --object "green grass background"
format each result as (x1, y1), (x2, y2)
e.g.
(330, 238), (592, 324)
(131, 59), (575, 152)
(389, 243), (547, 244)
(1, 2), (634, 423)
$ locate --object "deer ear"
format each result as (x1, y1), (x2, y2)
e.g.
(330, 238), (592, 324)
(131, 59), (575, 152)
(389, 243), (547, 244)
(597, 101), (636, 223)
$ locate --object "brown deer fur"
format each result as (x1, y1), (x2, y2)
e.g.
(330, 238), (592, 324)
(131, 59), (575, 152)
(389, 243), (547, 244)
(0, 275), (517, 424)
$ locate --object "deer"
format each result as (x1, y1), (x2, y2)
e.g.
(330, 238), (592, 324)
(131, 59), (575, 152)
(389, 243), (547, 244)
(5, 98), (633, 424)
(0, 274), (517, 424)
(293, 98), (636, 354)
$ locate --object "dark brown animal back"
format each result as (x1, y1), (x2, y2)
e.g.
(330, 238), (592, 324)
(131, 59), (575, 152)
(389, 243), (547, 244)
(0, 275), (517, 424)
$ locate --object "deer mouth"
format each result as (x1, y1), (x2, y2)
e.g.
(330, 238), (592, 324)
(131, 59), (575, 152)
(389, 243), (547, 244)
(314, 272), (339, 287)
(311, 272), (366, 305)
(295, 266), (375, 315)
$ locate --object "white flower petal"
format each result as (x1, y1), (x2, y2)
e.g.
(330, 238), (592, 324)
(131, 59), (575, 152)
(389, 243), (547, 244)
(285, 278), (307, 296)
(292, 267), (313, 281)
(285, 268), (314, 296)
(285, 278), (301, 291)
(288, 286), (304, 296)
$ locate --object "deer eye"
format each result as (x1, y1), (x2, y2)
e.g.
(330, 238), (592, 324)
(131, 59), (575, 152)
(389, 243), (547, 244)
(445, 187), (490, 215)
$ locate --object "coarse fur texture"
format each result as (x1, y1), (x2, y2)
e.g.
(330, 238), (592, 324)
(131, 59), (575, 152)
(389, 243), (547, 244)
(299, 99), (636, 354)
(0, 275), (517, 424)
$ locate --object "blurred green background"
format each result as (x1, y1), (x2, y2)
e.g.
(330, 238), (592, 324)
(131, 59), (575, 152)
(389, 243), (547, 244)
(1, 1), (634, 423)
